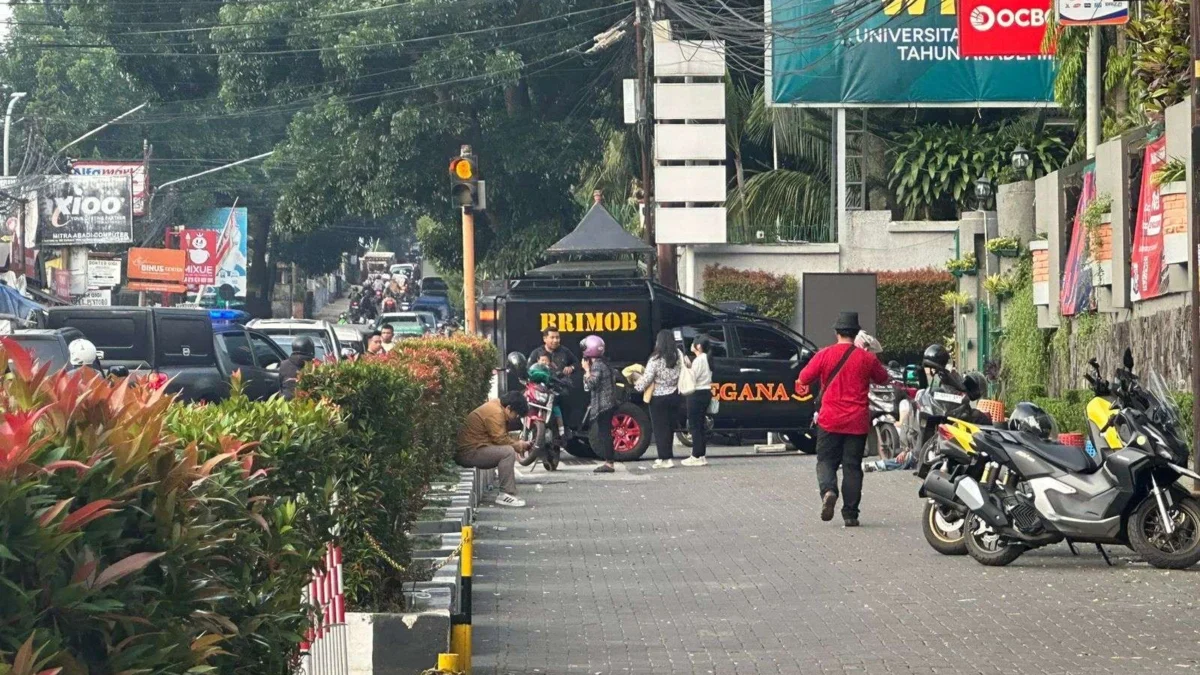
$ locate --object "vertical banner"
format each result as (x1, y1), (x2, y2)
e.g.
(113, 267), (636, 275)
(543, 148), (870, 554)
(1060, 165), (1097, 316)
(182, 229), (218, 289)
(198, 207), (248, 298)
(1131, 137), (1168, 301)
(53, 268), (72, 300)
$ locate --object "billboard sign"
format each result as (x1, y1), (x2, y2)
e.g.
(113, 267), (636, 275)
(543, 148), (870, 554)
(126, 280), (187, 294)
(71, 161), (148, 216)
(53, 268), (72, 300)
(78, 289), (112, 306)
(87, 258), (122, 288)
(181, 229), (218, 288)
(196, 207), (248, 298)
(0, 178), (38, 277)
(128, 247), (186, 283)
(958, 0), (1054, 57)
(767, 0), (1057, 105)
(38, 175), (133, 246)
(1131, 137), (1168, 302)
(1057, 0), (1129, 25)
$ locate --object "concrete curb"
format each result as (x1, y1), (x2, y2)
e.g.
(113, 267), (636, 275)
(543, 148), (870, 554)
(347, 468), (481, 675)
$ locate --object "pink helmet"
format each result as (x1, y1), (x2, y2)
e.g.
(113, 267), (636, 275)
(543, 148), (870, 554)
(580, 335), (605, 358)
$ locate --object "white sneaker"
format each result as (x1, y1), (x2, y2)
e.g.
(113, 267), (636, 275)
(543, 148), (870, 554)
(495, 493), (526, 507)
(651, 459), (664, 468)
(653, 459), (675, 469)
(681, 456), (708, 467)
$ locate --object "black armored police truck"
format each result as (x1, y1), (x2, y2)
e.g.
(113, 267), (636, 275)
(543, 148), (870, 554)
(488, 260), (819, 461)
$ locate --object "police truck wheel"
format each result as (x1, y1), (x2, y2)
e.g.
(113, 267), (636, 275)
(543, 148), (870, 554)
(782, 430), (816, 455)
(589, 402), (652, 462)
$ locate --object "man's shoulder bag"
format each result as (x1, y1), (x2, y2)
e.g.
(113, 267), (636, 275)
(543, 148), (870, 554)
(815, 345), (856, 410)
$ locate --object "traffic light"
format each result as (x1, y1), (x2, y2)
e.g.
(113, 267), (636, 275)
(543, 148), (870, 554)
(449, 153), (485, 210)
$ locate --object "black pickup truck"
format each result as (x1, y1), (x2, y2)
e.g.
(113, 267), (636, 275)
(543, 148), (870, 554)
(489, 261), (820, 459)
(6, 327), (88, 372)
(43, 307), (289, 402)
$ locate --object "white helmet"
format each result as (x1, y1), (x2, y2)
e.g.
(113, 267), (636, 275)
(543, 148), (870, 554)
(68, 339), (98, 368)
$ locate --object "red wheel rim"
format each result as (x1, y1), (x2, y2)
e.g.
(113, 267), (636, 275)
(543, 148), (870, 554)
(611, 413), (641, 453)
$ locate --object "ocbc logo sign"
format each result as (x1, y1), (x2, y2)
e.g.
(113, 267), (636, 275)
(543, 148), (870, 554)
(969, 5), (1048, 32)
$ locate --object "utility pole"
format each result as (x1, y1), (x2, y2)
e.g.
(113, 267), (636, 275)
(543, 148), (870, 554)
(635, 0), (658, 278)
(4, 92), (27, 177)
(1189, 0), (1200, 472)
(1085, 28), (1101, 157)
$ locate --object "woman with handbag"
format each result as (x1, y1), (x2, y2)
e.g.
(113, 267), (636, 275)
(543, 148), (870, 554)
(634, 329), (684, 468)
(681, 335), (713, 467)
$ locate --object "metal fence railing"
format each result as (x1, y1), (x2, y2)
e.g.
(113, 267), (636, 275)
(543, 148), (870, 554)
(299, 545), (348, 675)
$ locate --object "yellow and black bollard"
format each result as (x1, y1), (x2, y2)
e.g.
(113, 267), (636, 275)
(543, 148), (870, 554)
(450, 525), (473, 672)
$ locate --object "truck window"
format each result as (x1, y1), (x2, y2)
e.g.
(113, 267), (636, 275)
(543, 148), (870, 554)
(220, 332), (256, 368)
(691, 325), (727, 358)
(735, 325), (798, 361)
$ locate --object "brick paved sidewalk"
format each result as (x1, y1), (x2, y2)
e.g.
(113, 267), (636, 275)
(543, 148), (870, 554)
(472, 447), (1200, 675)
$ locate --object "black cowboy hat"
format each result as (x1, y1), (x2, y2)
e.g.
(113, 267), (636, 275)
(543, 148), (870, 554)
(833, 311), (861, 334)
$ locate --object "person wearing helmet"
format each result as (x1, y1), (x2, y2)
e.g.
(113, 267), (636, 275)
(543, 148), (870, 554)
(797, 311), (890, 527)
(68, 338), (100, 370)
(279, 335), (316, 400)
(580, 335), (617, 474)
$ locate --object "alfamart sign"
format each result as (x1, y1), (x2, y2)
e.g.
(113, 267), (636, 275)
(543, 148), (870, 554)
(767, 0), (1057, 105)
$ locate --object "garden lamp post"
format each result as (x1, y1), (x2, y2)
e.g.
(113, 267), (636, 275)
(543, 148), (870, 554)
(1011, 145), (1031, 175)
(974, 176), (993, 210)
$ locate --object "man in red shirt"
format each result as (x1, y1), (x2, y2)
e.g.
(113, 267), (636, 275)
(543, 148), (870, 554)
(798, 311), (889, 527)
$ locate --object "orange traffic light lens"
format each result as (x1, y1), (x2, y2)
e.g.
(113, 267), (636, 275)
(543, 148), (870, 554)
(455, 159), (474, 180)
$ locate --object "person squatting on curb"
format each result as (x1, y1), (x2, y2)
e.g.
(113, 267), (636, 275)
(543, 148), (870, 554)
(455, 391), (532, 508)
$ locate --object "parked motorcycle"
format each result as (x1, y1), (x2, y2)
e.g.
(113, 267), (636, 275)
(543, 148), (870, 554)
(927, 348), (1200, 569)
(515, 363), (567, 472)
(868, 362), (914, 460)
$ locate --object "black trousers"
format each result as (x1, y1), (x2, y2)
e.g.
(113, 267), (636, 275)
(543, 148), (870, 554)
(594, 407), (615, 462)
(649, 393), (681, 460)
(816, 429), (867, 519)
(686, 390), (712, 458)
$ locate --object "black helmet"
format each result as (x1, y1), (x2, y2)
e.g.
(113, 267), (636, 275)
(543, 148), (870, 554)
(922, 343), (950, 370)
(506, 351), (528, 376)
(1009, 402), (1058, 441)
(963, 371), (987, 402)
(291, 336), (316, 358)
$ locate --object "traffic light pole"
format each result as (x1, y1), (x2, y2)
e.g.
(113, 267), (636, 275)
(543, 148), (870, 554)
(462, 205), (477, 334)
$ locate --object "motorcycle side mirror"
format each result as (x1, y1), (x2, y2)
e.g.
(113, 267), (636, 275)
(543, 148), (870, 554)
(341, 347), (358, 359)
(1122, 348), (1134, 370)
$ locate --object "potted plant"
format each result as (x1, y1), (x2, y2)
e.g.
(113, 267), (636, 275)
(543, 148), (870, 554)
(946, 252), (978, 277)
(986, 236), (1021, 258)
(941, 289), (973, 314)
(983, 273), (1016, 300)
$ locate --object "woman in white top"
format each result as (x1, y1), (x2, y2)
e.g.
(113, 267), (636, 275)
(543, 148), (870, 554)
(682, 335), (714, 466)
(634, 329), (683, 468)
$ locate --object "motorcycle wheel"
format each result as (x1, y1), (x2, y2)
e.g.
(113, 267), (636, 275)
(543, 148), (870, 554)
(1128, 494), (1200, 569)
(964, 513), (1024, 566)
(543, 444), (561, 471)
(922, 501), (967, 556)
(518, 422), (544, 467)
(869, 423), (902, 460)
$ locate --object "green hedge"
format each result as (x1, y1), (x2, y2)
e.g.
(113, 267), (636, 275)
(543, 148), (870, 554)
(875, 269), (955, 365)
(702, 264), (798, 324)
(0, 333), (497, 673)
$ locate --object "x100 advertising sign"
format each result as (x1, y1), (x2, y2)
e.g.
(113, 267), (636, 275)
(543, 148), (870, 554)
(958, 0), (1054, 57)
(768, 0), (1056, 105)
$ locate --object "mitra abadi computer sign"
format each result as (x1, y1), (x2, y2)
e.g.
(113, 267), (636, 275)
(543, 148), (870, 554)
(957, 0), (1054, 57)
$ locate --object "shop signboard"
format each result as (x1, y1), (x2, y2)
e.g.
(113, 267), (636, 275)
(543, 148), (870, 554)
(1057, 0), (1128, 25)
(78, 289), (112, 306)
(71, 161), (148, 216)
(38, 175), (133, 246)
(181, 229), (218, 288)
(87, 258), (122, 288)
(195, 207), (248, 297)
(128, 247), (186, 283)
(957, 0), (1054, 57)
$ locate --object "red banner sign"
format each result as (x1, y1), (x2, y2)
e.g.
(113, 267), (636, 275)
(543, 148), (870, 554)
(1131, 136), (1168, 302)
(53, 269), (72, 300)
(958, 0), (1054, 57)
(181, 229), (218, 289)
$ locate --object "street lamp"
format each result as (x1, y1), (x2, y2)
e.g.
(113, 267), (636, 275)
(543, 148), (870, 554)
(1011, 145), (1031, 174)
(4, 92), (28, 177)
(974, 176), (993, 209)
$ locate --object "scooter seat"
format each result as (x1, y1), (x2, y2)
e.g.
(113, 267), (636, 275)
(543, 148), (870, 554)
(1020, 435), (1101, 474)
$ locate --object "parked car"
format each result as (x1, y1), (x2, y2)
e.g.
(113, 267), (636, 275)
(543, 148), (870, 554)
(43, 307), (288, 402)
(246, 318), (342, 359)
(334, 324), (371, 356)
(5, 327), (89, 372)
(375, 311), (433, 338)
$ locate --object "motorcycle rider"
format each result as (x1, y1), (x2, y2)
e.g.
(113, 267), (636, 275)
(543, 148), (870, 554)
(581, 335), (617, 474)
(279, 336), (316, 400)
(528, 328), (578, 376)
